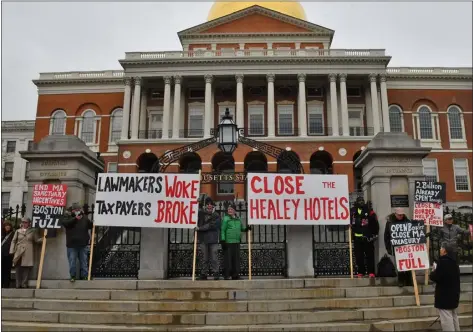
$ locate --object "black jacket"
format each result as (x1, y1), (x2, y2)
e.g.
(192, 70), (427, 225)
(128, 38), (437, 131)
(430, 254), (460, 310)
(197, 210), (221, 244)
(61, 215), (93, 248)
(1, 231), (14, 257)
(350, 205), (379, 240)
(384, 213), (410, 256)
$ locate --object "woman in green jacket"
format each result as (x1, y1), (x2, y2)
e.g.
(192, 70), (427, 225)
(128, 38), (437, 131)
(220, 203), (251, 280)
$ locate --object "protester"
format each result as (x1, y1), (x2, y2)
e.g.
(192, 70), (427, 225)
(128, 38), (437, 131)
(195, 197), (221, 280)
(9, 218), (42, 288)
(1, 221), (15, 288)
(384, 208), (412, 287)
(350, 197), (379, 278)
(220, 203), (251, 280)
(430, 242), (461, 331)
(436, 214), (470, 262)
(60, 203), (93, 282)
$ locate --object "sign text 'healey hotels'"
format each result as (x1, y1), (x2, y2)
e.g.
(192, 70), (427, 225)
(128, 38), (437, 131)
(247, 174), (350, 225)
(94, 173), (200, 228)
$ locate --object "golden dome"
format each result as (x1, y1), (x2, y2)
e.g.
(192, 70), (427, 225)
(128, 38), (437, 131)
(207, 1), (307, 21)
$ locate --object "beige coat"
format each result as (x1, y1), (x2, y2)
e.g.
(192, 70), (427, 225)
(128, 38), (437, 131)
(9, 228), (42, 267)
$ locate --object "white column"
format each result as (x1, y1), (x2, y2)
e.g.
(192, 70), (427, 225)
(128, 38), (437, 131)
(162, 76), (172, 139)
(329, 74), (339, 136)
(139, 89), (147, 135)
(267, 74), (276, 137)
(297, 74), (307, 137)
(236, 74), (244, 129)
(339, 74), (349, 136)
(379, 74), (390, 132)
(130, 77), (141, 140)
(172, 75), (182, 139)
(204, 74), (213, 138)
(120, 78), (132, 140)
(369, 74), (381, 135)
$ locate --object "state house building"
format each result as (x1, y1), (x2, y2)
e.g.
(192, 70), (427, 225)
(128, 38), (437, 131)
(32, 2), (472, 209)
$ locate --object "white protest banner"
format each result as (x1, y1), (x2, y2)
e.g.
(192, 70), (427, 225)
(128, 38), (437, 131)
(94, 173), (200, 228)
(394, 244), (430, 272)
(247, 173), (350, 225)
(413, 202), (443, 227)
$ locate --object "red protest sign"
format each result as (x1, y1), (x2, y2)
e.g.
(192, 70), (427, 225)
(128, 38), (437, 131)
(413, 202), (443, 227)
(32, 184), (68, 207)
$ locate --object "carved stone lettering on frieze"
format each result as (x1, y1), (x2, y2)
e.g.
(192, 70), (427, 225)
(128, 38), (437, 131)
(385, 167), (413, 175)
(40, 160), (68, 167)
(385, 157), (414, 164)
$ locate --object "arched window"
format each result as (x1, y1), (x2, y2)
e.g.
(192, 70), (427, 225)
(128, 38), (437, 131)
(447, 106), (464, 140)
(50, 110), (66, 135)
(388, 106), (403, 132)
(81, 110), (96, 144)
(418, 106), (433, 139)
(109, 108), (123, 143)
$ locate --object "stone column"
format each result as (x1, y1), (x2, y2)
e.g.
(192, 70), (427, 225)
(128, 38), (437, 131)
(297, 74), (307, 137)
(204, 75), (213, 138)
(120, 78), (132, 140)
(172, 75), (182, 139)
(139, 228), (168, 279)
(329, 74), (339, 136)
(130, 77), (141, 139)
(139, 89), (147, 136)
(236, 74), (244, 129)
(162, 76), (172, 139)
(369, 74), (381, 135)
(379, 74), (390, 132)
(267, 74), (276, 137)
(339, 74), (349, 136)
(287, 226), (314, 277)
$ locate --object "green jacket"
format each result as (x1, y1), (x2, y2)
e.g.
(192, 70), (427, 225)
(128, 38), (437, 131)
(220, 214), (247, 244)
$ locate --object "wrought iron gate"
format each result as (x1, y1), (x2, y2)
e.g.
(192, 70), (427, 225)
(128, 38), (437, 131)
(167, 201), (287, 278)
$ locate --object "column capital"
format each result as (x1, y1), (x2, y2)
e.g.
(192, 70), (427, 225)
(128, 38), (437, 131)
(379, 74), (387, 83)
(174, 75), (182, 85)
(124, 77), (133, 86)
(368, 73), (378, 83)
(266, 74), (275, 83)
(133, 77), (142, 86)
(235, 74), (244, 84)
(163, 76), (172, 85)
(297, 73), (306, 82)
(328, 73), (337, 82)
(204, 74), (213, 84)
(339, 73), (347, 82)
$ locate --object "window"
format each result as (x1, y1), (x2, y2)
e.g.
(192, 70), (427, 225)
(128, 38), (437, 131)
(109, 108), (123, 144)
(80, 110), (96, 144)
(22, 192), (27, 206)
(307, 104), (324, 135)
(248, 105), (265, 136)
(25, 162), (30, 180)
(418, 106), (433, 139)
(347, 87), (361, 97)
(188, 106), (204, 137)
(389, 105), (403, 132)
(27, 140), (34, 151)
(6, 141), (16, 153)
(422, 159), (438, 182)
(148, 109), (163, 138)
(453, 159), (470, 192)
(150, 89), (164, 100)
(277, 105), (294, 135)
(218, 105), (235, 122)
(108, 162), (118, 173)
(3, 162), (13, 181)
(50, 110), (66, 135)
(217, 169), (235, 195)
(348, 107), (364, 136)
(2, 192), (10, 215)
(447, 106), (464, 140)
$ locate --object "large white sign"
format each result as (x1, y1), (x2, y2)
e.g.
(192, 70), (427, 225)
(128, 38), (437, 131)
(247, 173), (350, 225)
(394, 244), (430, 272)
(94, 173), (200, 228)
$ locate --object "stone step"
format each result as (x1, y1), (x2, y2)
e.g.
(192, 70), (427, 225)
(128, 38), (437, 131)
(2, 293), (471, 312)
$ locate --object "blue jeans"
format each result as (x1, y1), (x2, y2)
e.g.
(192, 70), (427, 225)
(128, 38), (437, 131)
(67, 247), (88, 278)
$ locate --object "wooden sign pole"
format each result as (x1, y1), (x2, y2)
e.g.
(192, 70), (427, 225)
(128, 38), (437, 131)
(348, 226), (354, 279)
(248, 229), (252, 281)
(411, 270), (421, 306)
(87, 225), (96, 281)
(424, 224), (431, 286)
(36, 229), (48, 289)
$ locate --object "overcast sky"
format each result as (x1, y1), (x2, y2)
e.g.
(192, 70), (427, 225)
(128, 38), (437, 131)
(2, 1), (472, 121)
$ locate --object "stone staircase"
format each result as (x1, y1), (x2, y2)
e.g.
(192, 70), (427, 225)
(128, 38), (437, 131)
(1, 278), (472, 331)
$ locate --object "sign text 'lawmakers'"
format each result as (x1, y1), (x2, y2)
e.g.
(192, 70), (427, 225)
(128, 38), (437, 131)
(94, 173), (200, 228)
(247, 174), (350, 225)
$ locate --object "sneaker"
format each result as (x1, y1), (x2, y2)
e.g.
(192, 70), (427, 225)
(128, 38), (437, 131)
(369, 273), (376, 278)
(70, 277), (76, 283)
(357, 274), (364, 278)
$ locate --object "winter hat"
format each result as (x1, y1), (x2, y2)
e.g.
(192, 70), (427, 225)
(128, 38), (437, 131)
(71, 203), (82, 211)
(204, 197), (215, 206)
(444, 214), (453, 221)
(227, 202), (237, 210)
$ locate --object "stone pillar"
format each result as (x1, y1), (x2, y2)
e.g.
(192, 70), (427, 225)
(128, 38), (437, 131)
(236, 74), (244, 129)
(287, 226), (313, 277)
(329, 74), (339, 136)
(267, 74), (276, 137)
(339, 74), (349, 136)
(354, 132), (431, 264)
(121, 78), (132, 140)
(369, 74), (381, 135)
(139, 228), (168, 279)
(297, 74), (307, 137)
(379, 74), (390, 132)
(172, 76), (182, 139)
(130, 77), (141, 139)
(139, 89), (147, 136)
(204, 74), (213, 138)
(162, 76), (172, 139)
(20, 135), (104, 280)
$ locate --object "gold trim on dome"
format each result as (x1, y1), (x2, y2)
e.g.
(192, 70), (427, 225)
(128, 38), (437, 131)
(207, 1), (307, 21)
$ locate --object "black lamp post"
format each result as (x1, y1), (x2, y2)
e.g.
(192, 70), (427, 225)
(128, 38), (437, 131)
(217, 108), (238, 154)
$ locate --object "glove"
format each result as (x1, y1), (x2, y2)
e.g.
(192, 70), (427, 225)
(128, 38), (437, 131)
(247, 225), (252, 231)
(194, 227), (199, 231)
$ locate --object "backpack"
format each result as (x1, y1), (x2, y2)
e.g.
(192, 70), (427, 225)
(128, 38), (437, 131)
(377, 254), (397, 277)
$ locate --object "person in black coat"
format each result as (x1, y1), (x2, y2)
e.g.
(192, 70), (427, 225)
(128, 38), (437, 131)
(1, 221), (15, 288)
(430, 242), (461, 331)
(350, 197), (379, 278)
